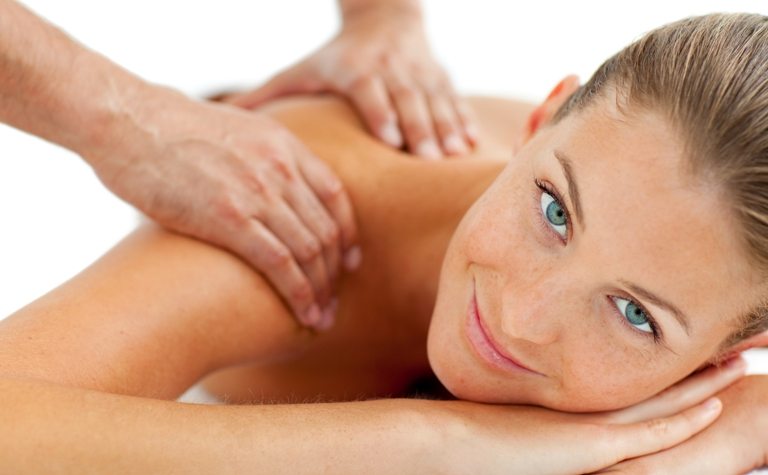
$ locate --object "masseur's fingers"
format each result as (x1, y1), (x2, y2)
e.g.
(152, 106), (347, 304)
(392, 85), (440, 159)
(454, 98), (480, 145)
(383, 60), (440, 159)
(283, 176), (341, 300)
(347, 75), (403, 149)
(606, 397), (722, 464)
(261, 198), (333, 308)
(605, 356), (746, 425)
(230, 219), (322, 328)
(429, 93), (469, 156)
(295, 150), (360, 273)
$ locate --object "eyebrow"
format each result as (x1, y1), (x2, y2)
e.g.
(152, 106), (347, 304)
(619, 279), (691, 335)
(553, 150), (585, 229)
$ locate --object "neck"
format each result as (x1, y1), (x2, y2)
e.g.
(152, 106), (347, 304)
(370, 158), (505, 333)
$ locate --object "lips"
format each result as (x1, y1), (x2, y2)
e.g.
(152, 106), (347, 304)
(465, 281), (543, 376)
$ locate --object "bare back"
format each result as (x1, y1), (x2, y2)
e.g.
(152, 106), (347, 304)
(202, 95), (532, 403)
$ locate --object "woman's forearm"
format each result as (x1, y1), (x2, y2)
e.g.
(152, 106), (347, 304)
(0, 377), (435, 474)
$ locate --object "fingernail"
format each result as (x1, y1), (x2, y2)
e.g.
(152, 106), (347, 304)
(443, 134), (469, 155)
(465, 124), (480, 143)
(380, 122), (403, 148)
(303, 305), (322, 327)
(416, 140), (442, 160)
(343, 246), (362, 271)
(315, 299), (338, 331)
(703, 397), (721, 414)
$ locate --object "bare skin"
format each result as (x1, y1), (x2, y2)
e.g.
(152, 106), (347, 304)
(0, 95), (751, 473)
(0, 95), (521, 402)
(201, 96), (514, 402)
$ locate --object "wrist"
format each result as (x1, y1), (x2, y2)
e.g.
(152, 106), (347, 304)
(68, 55), (145, 160)
(0, 0), (168, 164)
(391, 398), (469, 475)
(75, 62), (186, 171)
(340, 0), (422, 31)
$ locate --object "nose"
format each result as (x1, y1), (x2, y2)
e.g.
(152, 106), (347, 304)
(499, 274), (564, 345)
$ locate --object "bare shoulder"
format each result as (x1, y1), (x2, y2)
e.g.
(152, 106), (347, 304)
(256, 94), (535, 162)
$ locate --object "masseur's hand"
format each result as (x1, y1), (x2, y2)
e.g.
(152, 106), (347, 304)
(424, 356), (745, 475)
(225, 3), (476, 159)
(0, 0), (358, 330)
(87, 86), (359, 330)
(595, 371), (768, 474)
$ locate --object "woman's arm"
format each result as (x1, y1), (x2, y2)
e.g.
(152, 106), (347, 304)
(0, 217), (740, 473)
(0, 377), (433, 474)
(0, 224), (308, 399)
(0, 372), (732, 474)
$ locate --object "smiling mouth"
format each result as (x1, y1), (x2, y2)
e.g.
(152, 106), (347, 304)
(465, 280), (544, 376)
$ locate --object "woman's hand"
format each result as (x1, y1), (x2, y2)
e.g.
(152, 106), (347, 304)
(225, 5), (476, 159)
(85, 86), (359, 331)
(594, 372), (768, 475)
(422, 356), (746, 475)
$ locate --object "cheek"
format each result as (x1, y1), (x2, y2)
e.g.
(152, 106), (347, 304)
(551, 338), (686, 411)
(457, 181), (536, 272)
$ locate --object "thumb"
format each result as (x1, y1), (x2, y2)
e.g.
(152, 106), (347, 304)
(226, 63), (326, 110)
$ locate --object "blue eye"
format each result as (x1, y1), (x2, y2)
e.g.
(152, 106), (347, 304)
(612, 296), (653, 333)
(540, 191), (567, 238)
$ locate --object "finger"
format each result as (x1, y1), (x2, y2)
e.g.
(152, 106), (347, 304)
(294, 149), (361, 273)
(283, 178), (341, 295)
(261, 198), (333, 309)
(607, 356), (746, 424)
(391, 86), (441, 159)
(347, 75), (403, 148)
(454, 99), (481, 145)
(231, 219), (322, 328)
(428, 93), (470, 156)
(226, 63), (322, 110)
(383, 63), (441, 159)
(608, 397), (722, 463)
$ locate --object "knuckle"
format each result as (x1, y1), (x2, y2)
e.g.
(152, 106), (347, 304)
(645, 418), (670, 438)
(348, 73), (375, 92)
(290, 281), (314, 303)
(391, 85), (419, 103)
(264, 154), (297, 182)
(298, 238), (323, 262)
(368, 108), (395, 129)
(241, 166), (272, 195)
(262, 244), (293, 268)
(319, 181), (344, 201)
(213, 193), (246, 228)
(434, 118), (457, 136)
(321, 224), (340, 246)
(404, 122), (431, 142)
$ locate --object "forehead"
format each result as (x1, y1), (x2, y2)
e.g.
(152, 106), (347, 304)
(541, 102), (761, 333)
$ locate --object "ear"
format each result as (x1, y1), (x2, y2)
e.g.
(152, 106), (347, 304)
(715, 330), (768, 363)
(520, 75), (580, 144)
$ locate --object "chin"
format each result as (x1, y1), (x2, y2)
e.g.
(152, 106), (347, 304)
(427, 322), (526, 404)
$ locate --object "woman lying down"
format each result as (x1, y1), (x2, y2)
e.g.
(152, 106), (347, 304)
(2, 12), (768, 474)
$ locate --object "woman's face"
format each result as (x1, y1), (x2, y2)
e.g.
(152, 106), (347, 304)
(427, 98), (765, 412)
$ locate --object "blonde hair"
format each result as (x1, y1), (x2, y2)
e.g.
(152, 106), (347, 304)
(554, 13), (768, 346)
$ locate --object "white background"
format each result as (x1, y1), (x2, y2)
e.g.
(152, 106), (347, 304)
(1, 0), (767, 318)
